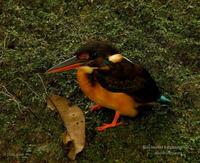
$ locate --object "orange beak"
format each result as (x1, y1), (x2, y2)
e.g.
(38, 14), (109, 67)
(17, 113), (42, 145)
(46, 56), (86, 74)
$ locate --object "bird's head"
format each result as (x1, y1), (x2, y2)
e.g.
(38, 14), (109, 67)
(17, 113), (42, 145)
(47, 41), (124, 74)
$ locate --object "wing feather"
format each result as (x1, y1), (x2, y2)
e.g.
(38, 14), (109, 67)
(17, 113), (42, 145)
(94, 59), (160, 103)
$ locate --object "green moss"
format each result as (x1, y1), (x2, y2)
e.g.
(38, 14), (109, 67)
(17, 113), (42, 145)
(0, 0), (199, 162)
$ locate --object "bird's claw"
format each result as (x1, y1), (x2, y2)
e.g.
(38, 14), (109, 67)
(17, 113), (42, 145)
(96, 122), (124, 132)
(90, 104), (102, 111)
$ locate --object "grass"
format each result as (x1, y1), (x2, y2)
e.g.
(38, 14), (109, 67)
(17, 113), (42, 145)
(0, 0), (199, 162)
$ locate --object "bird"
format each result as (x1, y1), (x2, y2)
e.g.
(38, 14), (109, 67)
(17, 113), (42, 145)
(47, 40), (170, 131)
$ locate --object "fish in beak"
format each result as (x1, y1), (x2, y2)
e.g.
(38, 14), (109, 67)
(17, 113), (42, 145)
(46, 56), (87, 74)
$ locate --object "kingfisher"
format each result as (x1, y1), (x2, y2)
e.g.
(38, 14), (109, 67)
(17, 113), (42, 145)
(47, 41), (170, 131)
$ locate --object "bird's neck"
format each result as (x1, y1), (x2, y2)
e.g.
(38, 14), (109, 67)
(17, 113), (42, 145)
(76, 69), (96, 94)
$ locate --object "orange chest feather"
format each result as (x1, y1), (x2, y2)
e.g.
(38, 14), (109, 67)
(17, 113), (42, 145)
(76, 69), (139, 117)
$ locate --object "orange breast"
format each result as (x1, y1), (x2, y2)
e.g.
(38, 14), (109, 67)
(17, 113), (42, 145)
(77, 69), (139, 117)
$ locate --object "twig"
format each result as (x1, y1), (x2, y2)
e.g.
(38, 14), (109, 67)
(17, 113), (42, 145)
(16, 77), (41, 98)
(36, 73), (50, 103)
(36, 73), (48, 95)
(36, 73), (60, 112)
(1, 86), (22, 113)
(0, 85), (56, 139)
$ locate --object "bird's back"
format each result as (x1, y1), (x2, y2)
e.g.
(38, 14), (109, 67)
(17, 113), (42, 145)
(94, 58), (161, 103)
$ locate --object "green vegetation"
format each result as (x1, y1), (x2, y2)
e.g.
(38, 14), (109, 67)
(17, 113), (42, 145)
(0, 0), (199, 162)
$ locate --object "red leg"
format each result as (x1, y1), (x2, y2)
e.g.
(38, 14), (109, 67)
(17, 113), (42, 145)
(96, 111), (123, 132)
(90, 104), (102, 111)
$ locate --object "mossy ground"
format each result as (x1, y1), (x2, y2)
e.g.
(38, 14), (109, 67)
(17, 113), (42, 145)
(0, 0), (199, 162)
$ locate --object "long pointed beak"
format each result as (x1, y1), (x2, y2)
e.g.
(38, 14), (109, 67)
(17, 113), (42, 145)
(46, 56), (85, 74)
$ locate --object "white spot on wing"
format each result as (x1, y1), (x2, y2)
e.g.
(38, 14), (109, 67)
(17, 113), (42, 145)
(108, 54), (123, 63)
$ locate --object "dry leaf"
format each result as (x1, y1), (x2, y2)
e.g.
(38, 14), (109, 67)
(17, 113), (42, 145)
(47, 95), (85, 160)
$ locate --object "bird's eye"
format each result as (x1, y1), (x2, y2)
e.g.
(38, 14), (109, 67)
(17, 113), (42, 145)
(78, 53), (89, 60)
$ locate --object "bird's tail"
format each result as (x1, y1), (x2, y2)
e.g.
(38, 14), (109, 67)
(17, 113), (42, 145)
(157, 95), (171, 104)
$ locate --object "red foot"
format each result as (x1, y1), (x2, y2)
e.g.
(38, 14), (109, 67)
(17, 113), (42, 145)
(90, 104), (102, 111)
(96, 122), (124, 132)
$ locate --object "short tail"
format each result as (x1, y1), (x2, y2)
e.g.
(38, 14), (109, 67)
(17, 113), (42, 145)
(157, 95), (171, 104)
